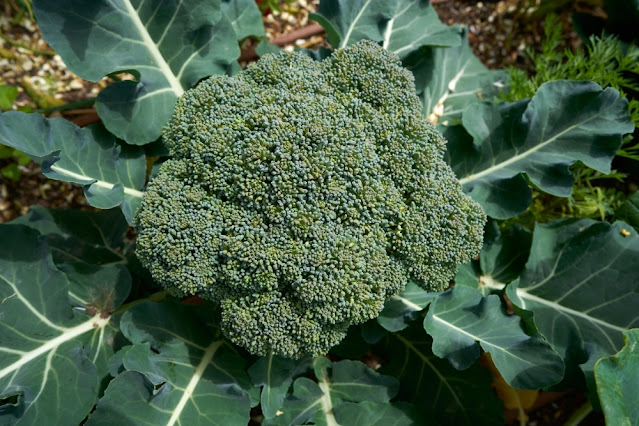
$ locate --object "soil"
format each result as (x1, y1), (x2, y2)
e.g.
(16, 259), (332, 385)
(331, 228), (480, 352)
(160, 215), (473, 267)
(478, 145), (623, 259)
(0, 1), (608, 424)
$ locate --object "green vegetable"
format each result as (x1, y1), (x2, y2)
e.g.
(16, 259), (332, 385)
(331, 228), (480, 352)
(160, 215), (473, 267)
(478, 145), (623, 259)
(134, 41), (486, 358)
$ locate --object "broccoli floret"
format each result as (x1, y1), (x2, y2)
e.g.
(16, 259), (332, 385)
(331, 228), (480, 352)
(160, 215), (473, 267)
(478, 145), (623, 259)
(134, 40), (486, 359)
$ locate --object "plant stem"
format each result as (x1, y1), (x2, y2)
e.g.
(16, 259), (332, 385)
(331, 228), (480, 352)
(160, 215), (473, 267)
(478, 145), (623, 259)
(564, 401), (592, 426)
(112, 290), (168, 316)
(0, 33), (55, 56)
(35, 98), (96, 114)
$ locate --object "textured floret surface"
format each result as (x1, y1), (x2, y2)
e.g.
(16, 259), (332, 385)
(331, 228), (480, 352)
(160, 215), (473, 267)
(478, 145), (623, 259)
(135, 40), (486, 358)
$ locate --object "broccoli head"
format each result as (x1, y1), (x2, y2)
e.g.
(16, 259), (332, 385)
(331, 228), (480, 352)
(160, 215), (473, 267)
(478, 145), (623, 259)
(134, 40), (486, 358)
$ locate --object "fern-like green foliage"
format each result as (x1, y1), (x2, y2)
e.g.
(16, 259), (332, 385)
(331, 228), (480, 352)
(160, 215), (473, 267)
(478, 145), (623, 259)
(503, 14), (639, 224)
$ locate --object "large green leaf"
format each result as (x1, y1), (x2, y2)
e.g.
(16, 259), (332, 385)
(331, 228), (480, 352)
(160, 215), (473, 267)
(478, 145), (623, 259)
(615, 191), (639, 232)
(310, 0), (458, 57)
(33, 0), (240, 145)
(334, 401), (426, 425)
(0, 225), (114, 425)
(0, 112), (145, 224)
(424, 285), (564, 389)
(248, 354), (310, 420)
(88, 300), (253, 425)
(595, 329), (639, 426)
(376, 323), (503, 425)
(404, 27), (507, 124)
(505, 219), (639, 393)
(264, 358), (399, 426)
(12, 206), (129, 266)
(376, 281), (436, 332)
(455, 224), (533, 295)
(448, 81), (634, 219)
(221, 0), (265, 40)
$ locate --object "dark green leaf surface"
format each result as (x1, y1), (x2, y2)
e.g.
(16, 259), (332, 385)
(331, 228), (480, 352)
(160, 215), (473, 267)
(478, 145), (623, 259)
(248, 354), (309, 419)
(595, 329), (639, 426)
(376, 281), (437, 332)
(424, 286), (564, 389)
(455, 224), (533, 294)
(0, 112), (145, 224)
(377, 323), (503, 425)
(222, 0), (265, 39)
(12, 206), (129, 266)
(505, 219), (639, 392)
(265, 358), (399, 426)
(450, 81), (634, 218)
(404, 28), (506, 124)
(310, 0), (458, 58)
(333, 401), (426, 426)
(615, 191), (639, 232)
(88, 301), (252, 425)
(263, 377), (324, 426)
(0, 225), (112, 425)
(33, 0), (240, 144)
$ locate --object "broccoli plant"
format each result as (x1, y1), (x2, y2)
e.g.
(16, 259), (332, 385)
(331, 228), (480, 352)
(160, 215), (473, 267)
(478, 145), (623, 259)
(135, 41), (485, 358)
(0, 0), (638, 425)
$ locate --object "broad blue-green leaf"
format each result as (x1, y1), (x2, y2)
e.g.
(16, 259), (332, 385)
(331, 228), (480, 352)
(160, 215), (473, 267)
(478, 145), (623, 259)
(222, 0), (265, 40)
(424, 285), (564, 389)
(264, 358), (399, 426)
(333, 401), (426, 425)
(262, 378), (324, 426)
(309, 0), (392, 50)
(248, 354), (310, 419)
(88, 300), (253, 425)
(11, 206), (129, 266)
(404, 28), (506, 124)
(0, 112), (146, 224)
(505, 219), (639, 393)
(33, 0), (240, 145)
(310, 0), (458, 57)
(376, 281), (437, 332)
(376, 323), (503, 425)
(0, 225), (113, 425)
(456, 224), (533, 294)
(450, 81), (634, 219)
(595, 329), (639, 426)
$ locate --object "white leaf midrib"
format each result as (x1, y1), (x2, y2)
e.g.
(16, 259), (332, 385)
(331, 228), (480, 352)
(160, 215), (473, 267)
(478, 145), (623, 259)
(514, 288), (627, 333)
(166, 341), (222, 426)
(121, 0), (184, 97)
(50, 164), (144, 199)
(458, 114), (599, 186)
(339, 0), (375, 48)
(0, 314), (110, 380)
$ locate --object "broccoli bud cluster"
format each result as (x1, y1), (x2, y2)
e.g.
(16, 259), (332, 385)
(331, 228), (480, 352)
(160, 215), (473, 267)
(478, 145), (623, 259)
(135, 40), (486, 358)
